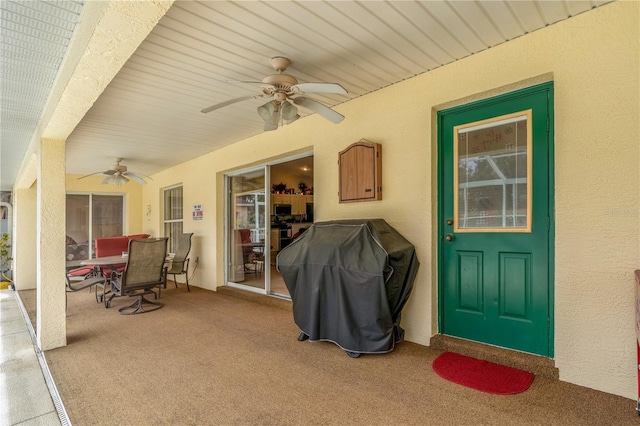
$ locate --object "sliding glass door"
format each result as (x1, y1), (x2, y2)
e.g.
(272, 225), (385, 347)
(66, 194), (124, 259)
(226, 169), (267, 292)
(225, 154), (313, 298)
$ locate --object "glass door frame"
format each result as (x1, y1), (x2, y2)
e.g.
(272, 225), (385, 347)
(225, 165), (271, 294)
(224, 150), (313, 298)
(453, 110), (533, 233)
(66, 192), (126, 259)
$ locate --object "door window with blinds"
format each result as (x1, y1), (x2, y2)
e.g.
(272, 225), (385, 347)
(454, 110), (532, 232)
(163, 186), (183, 252)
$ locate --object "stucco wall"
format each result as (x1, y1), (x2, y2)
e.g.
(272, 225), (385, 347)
(143, 1), (639, 398)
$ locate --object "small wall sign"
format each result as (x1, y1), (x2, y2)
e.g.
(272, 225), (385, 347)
(192, 204), (203, 220)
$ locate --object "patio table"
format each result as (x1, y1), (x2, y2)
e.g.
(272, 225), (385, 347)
(81, 254), (175, 267)
(81, 255), (175, 304)
(81, 255), (175, 280)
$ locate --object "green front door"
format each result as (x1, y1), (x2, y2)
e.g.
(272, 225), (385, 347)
(439, 83), (553, 356)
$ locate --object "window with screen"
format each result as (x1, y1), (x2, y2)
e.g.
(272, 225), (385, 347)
(163, 185), (183, 253)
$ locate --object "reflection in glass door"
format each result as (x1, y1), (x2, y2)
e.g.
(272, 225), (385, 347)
(227, 169), (266, 292)
(454, 111), (532, 232)
(66, 194), (124, 259)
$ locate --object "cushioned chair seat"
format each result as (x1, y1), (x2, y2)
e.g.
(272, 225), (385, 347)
(67, 266), (96, 277)
(66, 265), (106, 306)
(94, 234), (150, 276)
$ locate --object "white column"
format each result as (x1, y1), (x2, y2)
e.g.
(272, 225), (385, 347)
(36, 139), (67, 350)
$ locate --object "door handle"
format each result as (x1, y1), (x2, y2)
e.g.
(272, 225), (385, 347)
(446, 218), (454, 226)
(445, 233), (455, 241)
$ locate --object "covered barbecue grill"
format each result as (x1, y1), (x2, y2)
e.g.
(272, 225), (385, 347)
(276, 219), (419, 356)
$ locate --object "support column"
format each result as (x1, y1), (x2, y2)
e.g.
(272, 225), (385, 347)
(37, 139), (66, 350)
(13, 185), (38, 290)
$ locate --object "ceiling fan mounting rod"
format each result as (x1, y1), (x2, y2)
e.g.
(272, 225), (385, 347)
(262, 56), (298, 89)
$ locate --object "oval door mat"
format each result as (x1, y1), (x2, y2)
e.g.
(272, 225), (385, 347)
(432, 352), (534, 395)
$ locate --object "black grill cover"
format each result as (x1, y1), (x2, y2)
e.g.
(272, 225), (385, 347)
(276, 219), (419, 354)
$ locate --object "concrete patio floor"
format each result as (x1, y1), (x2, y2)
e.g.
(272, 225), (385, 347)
(0, 289), (64, 426)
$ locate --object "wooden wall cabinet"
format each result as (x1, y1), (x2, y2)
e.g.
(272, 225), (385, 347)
(271, 194), (291, 205)
(338, 140), (382, 203)
(270, 229), (279, 251)
(270, 194), (313, 215)
(291, 196), (306, 215)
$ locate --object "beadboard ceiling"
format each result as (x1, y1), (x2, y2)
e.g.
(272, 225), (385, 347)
(1, 0), (85, 190)
(1, 0), (613, 190)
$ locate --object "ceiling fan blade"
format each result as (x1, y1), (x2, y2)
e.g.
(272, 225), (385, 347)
(293, 97), (344, 124)
(228, 80), (276, 87)
(201, 95), (261, 114)
(125, 172), (148, 185)
(77, 170), (107, 180)
(292, 82), (347, 95)
(103, 169), (117, 175)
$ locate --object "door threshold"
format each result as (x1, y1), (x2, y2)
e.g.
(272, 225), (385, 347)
(217, 286), (292, 311)
(430, 334), (558, 379)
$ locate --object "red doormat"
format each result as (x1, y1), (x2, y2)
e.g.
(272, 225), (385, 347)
(432, 352), (534, 395)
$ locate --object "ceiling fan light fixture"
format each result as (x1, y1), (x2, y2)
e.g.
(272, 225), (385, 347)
(102, 174), (129, 186)
(281, 100), (299, 124)
(257, 101), (279, 125)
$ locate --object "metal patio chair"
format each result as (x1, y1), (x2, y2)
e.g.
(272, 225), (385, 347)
(65, 262), (106, 306)
(106, 238), (168, 315)
(166, 233), (193, 292)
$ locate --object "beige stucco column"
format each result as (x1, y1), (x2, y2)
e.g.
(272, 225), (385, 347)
(12, 184), (37, 291)
(25, 0), (174, 350)
(36, 139), (67, 350)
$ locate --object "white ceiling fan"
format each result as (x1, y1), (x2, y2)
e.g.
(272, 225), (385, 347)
(78, 158), (150, 185)
(201, 57), (347, 131)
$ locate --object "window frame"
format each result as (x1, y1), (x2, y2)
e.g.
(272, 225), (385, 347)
(65, 192), (126, 259)
(163, 185), (184, 253)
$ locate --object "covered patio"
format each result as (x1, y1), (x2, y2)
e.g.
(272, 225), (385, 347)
(1, 0), (638, 417)
(4, 285), (635, 425)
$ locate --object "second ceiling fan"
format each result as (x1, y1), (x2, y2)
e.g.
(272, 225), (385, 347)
(201, 57), (347, 131)
(78, 158), (149, 185)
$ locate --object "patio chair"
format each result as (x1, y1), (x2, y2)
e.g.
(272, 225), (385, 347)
(105, 237), (168, 315)
(239, 229), (259, 276)
(65, 263), (106, 306)
(166, 232), (193, 292)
